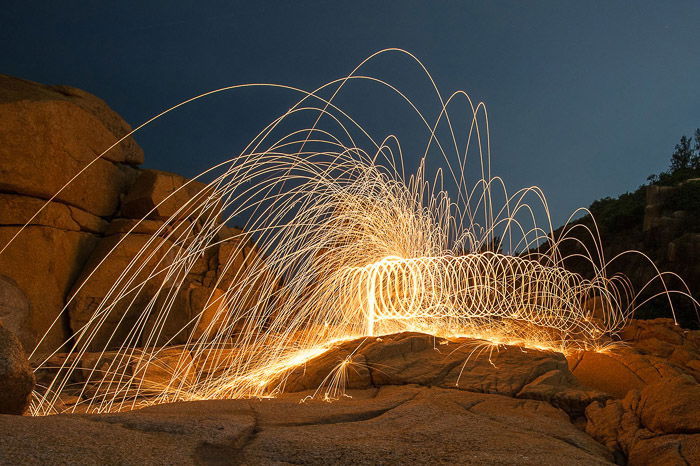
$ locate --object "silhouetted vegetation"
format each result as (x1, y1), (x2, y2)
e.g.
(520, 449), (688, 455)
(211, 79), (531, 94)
(647, 128), (700, 185)
(591, 129), (700, 233)
(588, 189), (646, 234)
(666, 181), (700, 219)
(545, 129), (700, 328)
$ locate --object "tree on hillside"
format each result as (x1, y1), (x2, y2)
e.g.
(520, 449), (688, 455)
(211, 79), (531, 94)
(648, 128), (700, 185)
(670, 134), (694, 171)
(693, 128), (700, 169)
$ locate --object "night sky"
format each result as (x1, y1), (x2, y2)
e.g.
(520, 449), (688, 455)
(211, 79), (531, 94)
(2, 1), (699, 227)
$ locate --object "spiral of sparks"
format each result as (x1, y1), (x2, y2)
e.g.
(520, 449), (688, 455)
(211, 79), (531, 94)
(13, 49), (693, 416)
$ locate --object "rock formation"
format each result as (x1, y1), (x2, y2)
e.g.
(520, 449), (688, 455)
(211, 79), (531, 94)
(276, 327), (700, 464)
(0, 75), (260, 356)
(278, 332), (609, 418)
(579, 318), (700, 464)
(586, 375), (700, 465)
(0, 323), (34, 415)
(0, 74), (142, 352)
(22, 324), (700, 464)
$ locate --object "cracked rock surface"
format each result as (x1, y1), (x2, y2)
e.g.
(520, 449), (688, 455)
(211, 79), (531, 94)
(0, 386), (613, 465)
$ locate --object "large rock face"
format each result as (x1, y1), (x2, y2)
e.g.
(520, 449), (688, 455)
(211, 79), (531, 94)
(0, 76), (143, 165)
(568, 318), (700, 399)
(0, 75), (262, 355)
(0, 74), (141, 216)
(0, 75), (144, 353)
(0, 324), (35, 415)
(573, 319), (700, 464)
(67, 233), (178, 351)
(121, 169), (211, 220)
(6, 324), (700, 464)
(273, 328), (700, 464)
(65, 169), (261, 351)
(0, 193), (108, 234)
(586, 375), (700, 465)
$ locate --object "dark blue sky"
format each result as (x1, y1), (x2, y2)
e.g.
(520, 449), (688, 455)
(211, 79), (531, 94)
(2, 1), (699, 227)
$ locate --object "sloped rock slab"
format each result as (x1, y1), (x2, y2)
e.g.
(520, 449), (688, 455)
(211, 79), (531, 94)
(278, 332), (609, 417)
(0, 386), (613, 465)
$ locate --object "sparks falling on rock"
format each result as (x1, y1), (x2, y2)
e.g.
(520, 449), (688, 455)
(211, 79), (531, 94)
(9, 49), (693, 416)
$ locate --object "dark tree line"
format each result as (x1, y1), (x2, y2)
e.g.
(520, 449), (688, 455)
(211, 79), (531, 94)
(586, 128), (700, 234)
(670, 128), (700, 171)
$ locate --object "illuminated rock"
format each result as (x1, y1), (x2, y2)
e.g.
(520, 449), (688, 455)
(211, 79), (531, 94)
(132, 347), (196, 393)
(0, 75), (143, 166)
(0, 194), (107, 352)
(0, 75), (141, 217)
(582, 318), (700, 462)
(67, 233), (178, 351)
(0, 74), (145, 353)
(141, 285), (230, 346)
(279, 332), (608, 417)
(0, 193), (108, 234)
(568, 349), (673, 399)
(0, 275), (32, 351)
(568, 318), (700, 399)
(216, 232), (269, 309)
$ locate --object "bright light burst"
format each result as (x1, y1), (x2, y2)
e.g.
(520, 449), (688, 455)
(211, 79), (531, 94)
(13, 49), (692, 416)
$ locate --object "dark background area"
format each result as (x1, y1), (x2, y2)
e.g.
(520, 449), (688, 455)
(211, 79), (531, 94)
(2, 0), (699, 228)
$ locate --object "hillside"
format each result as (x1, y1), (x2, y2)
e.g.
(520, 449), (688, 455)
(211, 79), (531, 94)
(542, 139), (700, 328)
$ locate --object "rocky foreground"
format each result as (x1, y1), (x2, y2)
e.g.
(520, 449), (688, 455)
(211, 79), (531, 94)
(0, 386), (612, 465)
(1, 322), (700, 465)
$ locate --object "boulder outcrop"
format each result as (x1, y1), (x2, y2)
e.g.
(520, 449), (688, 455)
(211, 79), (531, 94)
(0, 324), (35, 415)
(567, 318), (700, 399)
(0, 75), (143, 353)
(0, 227), (98, 352)
(279, 332), (609, 418)
(272, 325), (700, 464)
(0, 276), (33, 351)
(569, 319), (700, 464)
(121, 169), (212, 221)
(9, 321), (700, 464)
(0, 75), (267, 355)
(0, 74), (141, 216)
(67, 233), (179, 351)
